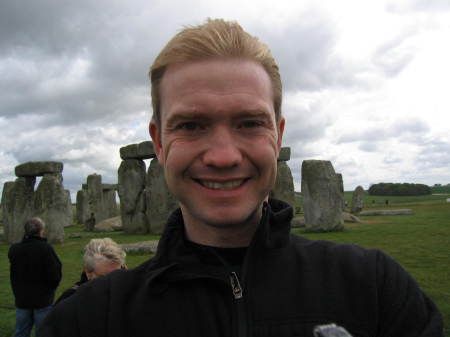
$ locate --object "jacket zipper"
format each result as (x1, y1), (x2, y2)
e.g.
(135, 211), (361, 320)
(229, 271), (247, 337)
(230, 272), (243, 299)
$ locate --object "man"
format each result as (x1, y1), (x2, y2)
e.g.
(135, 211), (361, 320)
(55, 238), (127, 304)
(42, 19), (443, 337)
(8, 217), (62, 337)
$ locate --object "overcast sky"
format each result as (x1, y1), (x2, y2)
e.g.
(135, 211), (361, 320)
(1, 0), (450, 201)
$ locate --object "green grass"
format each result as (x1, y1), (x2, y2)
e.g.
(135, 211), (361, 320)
(0, 227), (159, 336)
(1, 196), (449, 335)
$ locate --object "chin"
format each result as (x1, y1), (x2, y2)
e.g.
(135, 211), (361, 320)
(201, 205), (262, 229)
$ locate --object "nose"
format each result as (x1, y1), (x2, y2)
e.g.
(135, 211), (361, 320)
(202, 126), (242, 168)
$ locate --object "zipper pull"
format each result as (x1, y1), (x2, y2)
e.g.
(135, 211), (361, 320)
(229, 272), (243, 299)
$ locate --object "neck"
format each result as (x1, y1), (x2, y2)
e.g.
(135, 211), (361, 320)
(183, 214), (261, 248)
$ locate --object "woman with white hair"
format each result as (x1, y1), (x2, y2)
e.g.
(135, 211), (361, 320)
(55, 238), (126, 304)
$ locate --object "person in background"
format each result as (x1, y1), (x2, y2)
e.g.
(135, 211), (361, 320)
(8, 217), (62, 337)
(55, 238), (126, 304)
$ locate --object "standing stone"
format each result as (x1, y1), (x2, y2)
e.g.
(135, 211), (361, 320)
(2, 181), (16, 242)
(271, 161), (295, 207)
(118, 160), (148, 233)
(301, 160), (344, 232)
(64, 190), (73, 227)
(351, 186), (365, 214)
(33, 173), (68, 243)
(87, 174), (105, 223)
(103, 186), (119, 219)
(3, 177), (36, 243)
(336, 173), (345, 210)
(145, 158), (178, 234)
(277, 147), (291, 161)
(76, 188), (89, 225)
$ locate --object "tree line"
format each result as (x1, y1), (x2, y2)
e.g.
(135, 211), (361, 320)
(368, 183), (431, 196)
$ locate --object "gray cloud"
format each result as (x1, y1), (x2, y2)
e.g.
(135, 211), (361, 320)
(417, 138), (450, 169)
(1, 1), (449, 198)
(253, 10), (369, 93)
(372, 31), (416, 77)
(337, 117), (430, 149)
(358, 141), (379, 152)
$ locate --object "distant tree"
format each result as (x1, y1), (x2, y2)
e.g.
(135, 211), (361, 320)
(368, 183), (431, 196)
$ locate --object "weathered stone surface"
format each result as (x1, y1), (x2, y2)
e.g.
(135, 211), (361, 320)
(77, 178), (118, 225)
(1, 181), (15, 240)
(76, 189), (89, 224)
(301, 160), (344, 232)
(120, 141), (156, 160)
(15, 161), (63, 177)
(87, 174), (106, 222)
(102, 184), (118, 190)
(336, 173), (345, 210)
(358, 209), (414, 216)
(85, 214), (96, 232)
(120, 240), (158, 254)
(277, 147), (291, 162)
(118, 159), (148, 233)
(64, 190), (73, 227)
(270, 161), (295, 207)
(68, 233), (89, 239)
(291, 216), (305, 227)
(4, 177), (35, 243)
(145, 158), (178, 234)
(351, 186), (364, 214)
(103, 189), (119, 218)
(342, 212), (362, 223)
(33, 173), (67, 243)
(94, 216), (122, 232)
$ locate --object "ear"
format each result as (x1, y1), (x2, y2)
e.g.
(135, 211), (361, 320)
(149, 120), (164, 164)
(277, 117), (285, 151)
(84, 266), (94, 280)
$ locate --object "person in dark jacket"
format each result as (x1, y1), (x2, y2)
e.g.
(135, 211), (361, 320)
(42, 19), (444, 337)
(8, 217), (62, 337)
(55, 238), (126, 305)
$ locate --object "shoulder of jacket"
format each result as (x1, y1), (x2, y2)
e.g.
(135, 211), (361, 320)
(289, 234), (379, 263)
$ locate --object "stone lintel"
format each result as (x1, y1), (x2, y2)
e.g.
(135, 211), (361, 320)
(102, 184), (118, 190)
(120, 141), (156, 160)
(15, 161), (63, 177)
(277, 147), (291, 161)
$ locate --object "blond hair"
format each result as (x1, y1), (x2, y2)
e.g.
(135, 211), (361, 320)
(83, 238), (126, 273)
(150, 18), (282, 126)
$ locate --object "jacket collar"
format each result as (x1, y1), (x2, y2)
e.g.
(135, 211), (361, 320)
(22, 235), (47, 243)
(145, 199), (293, 281)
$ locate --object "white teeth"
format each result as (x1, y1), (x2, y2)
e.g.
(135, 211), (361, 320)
(201, 180), (244, 190)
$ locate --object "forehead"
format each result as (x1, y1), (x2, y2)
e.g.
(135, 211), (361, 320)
(159, 58), (274, 118)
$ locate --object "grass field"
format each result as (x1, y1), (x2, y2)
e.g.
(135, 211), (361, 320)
(1, 194), (449, 336)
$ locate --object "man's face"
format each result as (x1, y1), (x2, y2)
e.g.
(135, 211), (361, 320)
(150, 58), (284, 232)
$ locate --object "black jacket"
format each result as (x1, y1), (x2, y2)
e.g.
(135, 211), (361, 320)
(43, 199), (443, 337)
(8, 235), (62, 309)
(54, 272), (89, 305)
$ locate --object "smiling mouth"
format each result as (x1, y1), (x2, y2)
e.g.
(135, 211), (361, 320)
(195, 179), (247, 190)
